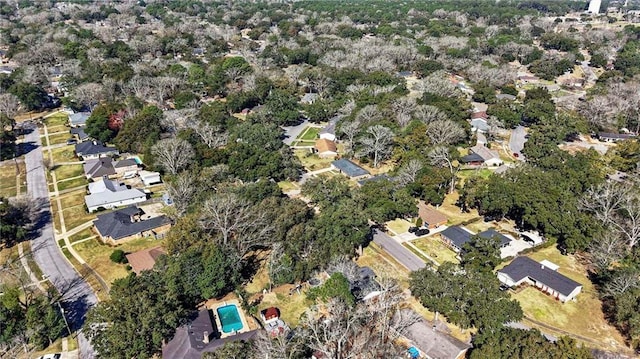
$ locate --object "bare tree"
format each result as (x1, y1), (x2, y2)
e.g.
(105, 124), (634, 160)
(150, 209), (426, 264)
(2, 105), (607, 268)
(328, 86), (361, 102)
(414, 105), (446, 124)
(71, 83), (104, 110)
(391, 97), (416, 127)
(426, 119), (465, 145)
(165, 172), (196, 217)
(612, 195), (640, 250)
(588, 233), (625, 273)
(340, 120), (360, 156)
(199, 192), (273, 256)
(358, 125), (394, 168)
(251, 330), (303, 359)
(190, 122), (228, 149)
(151, 138), (194, 175)
(355, 104), (382, 124)
(0, 93), (20, 129)
(429, 146), (458, 193)
(602, 268), (640, 297)
(580, 182), (631, 225)
(397, 159), (423, 186)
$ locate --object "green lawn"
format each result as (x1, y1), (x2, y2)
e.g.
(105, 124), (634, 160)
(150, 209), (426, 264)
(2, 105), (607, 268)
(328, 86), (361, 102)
(53, 164), (83, 181)
(74, 238), (130, 286)
(45, 113), (69, 126)
(0, 164), (18, 197)
(63, 205), (95, 230)
(51, 146), (78, 163)
(59, 190), (86, 208)
(291, 140), (316, 147)
(57, 176), (87, 191)
(69, 228), (95, 244)
(458, 168), (493, 180)
(48, 132), (73, 146)
(277, 181), (300, 192)
(46, 125), (69, 134)
(410, 236), (460, 265)
(386, 218), (412, 235)
(298, 127), (320, 141)
(294, 149), (333, 170)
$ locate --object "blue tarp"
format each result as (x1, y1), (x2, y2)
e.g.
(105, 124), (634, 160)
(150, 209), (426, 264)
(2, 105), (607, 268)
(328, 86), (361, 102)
(408, 346), (420, 359)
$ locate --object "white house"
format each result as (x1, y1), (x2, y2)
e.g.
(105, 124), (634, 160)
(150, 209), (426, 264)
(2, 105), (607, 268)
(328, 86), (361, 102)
(139, 171), (161, 186)
(497, 257), (582, 302)
(85, 177), (147, 212)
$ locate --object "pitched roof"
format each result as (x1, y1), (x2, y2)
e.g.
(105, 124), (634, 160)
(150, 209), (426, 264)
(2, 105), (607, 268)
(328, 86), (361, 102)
(478, 228), (511, 247)
(88, 177), (128, 194)
(460, 153), (485, 163)
(397, 309), (471, 359)
(113, 158), (138, 168)
(162, 309), (258, 359)
(441, 226), (473, 249)
(470, 145), (499, 161)
(471, 118), (490, 132)
(332, 159), (369, 178)
(75, 141), (118, 156)
(417, 201), (448, 226)
(70, 127), (89, 140)
(498, 256), (582, 296)
(85, 186), (146, 209)
(94, 206), (170, 240)
(69, 112), (90, 125)
(83, 158), (116, 178)
(471, 111), (488, 119)
(125, 246), (166, 274)
(319, 116), (340, 136)
(598, 132), (636, 140)
(315, 139), (337, 153)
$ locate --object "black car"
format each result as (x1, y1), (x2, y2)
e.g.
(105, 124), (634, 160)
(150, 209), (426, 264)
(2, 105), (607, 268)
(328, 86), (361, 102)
(415, 228), (430, 236)
(66, 138), (77, 145)
(408, 226), (418, 233)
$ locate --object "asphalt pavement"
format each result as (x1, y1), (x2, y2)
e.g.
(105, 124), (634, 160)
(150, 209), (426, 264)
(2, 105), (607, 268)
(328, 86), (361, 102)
(509, 125), (527, 161)
(373, 229), (426, 272)
(23, 123), (97, 358)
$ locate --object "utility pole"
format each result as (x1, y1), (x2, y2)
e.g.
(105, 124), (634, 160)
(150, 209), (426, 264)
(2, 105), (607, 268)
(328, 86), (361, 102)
(57, 302), (72, 337)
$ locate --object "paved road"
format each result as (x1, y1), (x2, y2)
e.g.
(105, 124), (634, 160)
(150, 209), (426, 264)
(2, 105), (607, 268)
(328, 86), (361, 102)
(509, 125), (527, 161)
(24, 123), (97, 358)
(282, 119), (309, 145)
(373, 229), (426, 271)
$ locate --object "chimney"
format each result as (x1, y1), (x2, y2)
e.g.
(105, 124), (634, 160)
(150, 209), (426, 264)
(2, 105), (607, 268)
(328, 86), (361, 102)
(541, 265), (545, 270)
(93, 140), (97, 145)
(203, 331), (209, 344)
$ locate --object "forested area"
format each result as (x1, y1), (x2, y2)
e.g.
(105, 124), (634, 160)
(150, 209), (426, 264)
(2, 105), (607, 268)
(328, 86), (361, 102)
(1, 0), (640, 357)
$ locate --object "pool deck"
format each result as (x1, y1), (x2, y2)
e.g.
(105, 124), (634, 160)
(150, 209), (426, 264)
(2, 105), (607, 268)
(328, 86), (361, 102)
(209, 299), (251, 339)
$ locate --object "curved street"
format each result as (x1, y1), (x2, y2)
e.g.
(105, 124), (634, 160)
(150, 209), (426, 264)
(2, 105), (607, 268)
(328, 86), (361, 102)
(24, 122), (97, 358)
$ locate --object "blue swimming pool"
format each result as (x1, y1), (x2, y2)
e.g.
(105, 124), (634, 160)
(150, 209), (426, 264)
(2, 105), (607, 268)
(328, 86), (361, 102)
(217, 304), (243, 333)
(132, 156), (143, 165)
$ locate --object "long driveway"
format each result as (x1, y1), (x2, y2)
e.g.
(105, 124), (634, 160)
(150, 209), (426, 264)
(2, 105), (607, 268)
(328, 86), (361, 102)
(373, 229), (426, 271)
(24, 123), (96, 358)
(509, 125), (527, 161)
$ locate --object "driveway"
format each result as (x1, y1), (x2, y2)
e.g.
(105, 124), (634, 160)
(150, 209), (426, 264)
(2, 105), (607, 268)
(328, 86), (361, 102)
(373, 229), (426, 271)
(282, 120), (309, 145)
(24, 123), (97, 358)
(509, 125), (527, 161)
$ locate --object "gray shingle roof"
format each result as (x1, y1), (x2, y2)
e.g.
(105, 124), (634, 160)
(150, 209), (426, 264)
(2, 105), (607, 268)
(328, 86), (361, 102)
(83, 158), (116, 178)
(498, 257), (582, 297)
(460, 153), (484, 163)
(75, 141), (118, 157)
(332, 159), (369, 178)
(441, 226), (472, 249)
(397, 309), (471, 359)
(94, 206), (170, 240)
(70, 127), (89, 140)
(113, 158), (137, 168)
(478, 228), (511, 247)
(69, 112), (90, 126)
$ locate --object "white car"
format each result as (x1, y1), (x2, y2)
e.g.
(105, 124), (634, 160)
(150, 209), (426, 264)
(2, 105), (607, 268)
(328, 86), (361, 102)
(37, 354), (61, 359)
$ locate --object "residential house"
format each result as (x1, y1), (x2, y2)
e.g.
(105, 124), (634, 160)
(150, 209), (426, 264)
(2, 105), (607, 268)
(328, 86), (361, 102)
(597, 132), (636, 142)
(477, 228), (512, 248)
(314, 139), (338, 158)
(331, 159), (370, 180)
(301, 92), (319, 104)
(517, 75), (540, 84)
(319, 116), (340, 142)
(396, 309), (471, 359)
(69, 112), (91, 127)
(70, 127), (89, 142)
(139, 170), (162, 186)
(162, 309), (257, 359)
(85, 177), (147, 212)
(83, 158), (116, 180)
(470, 118), (490, 133)
(440, 226), (474, 252)
(497, 256), (583, 302)
(417, 201), (448, 229)
(75, 141), (119, 160)
(125, 246), (166, 274)
(94, 206), (171, 244)
(459, 153), (485, 166)
(113, 158), (138, 177)
(467, 144), (502, 167)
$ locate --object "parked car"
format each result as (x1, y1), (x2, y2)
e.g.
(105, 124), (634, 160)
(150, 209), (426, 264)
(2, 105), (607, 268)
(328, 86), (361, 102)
(513, 153), (519, 158)
(499, 284), (510, 291)
(415, 228), (430, 236)
(408, 226), (418, 233)
(66, 138), (77, 145)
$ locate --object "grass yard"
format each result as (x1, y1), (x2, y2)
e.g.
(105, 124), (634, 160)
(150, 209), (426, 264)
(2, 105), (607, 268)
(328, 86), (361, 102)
(410, 236), (460, 265)
(386, 218), (412, 235)
(53, 163), (83, 181)
(59, 189), (86, 208)
(45, 113), (69, 126)
(438, 191), (481, 225)
(357, 243), (410, 286)
(51, 146), (78, 163)
(294, 149), (333, 170)
(47, 132), (72, 146)
(63, 206), (95, 230)
(291, 140), (316, 147)
(50, 200), (62, 233)
(257, 287), (313, 327)
(57, 176), (87, 191)
(46, 125), (69, 135)
(458, 168), (492, 180)
(277, 181), (300, 192)
(73, 238), (130, 286)
(69, 228), (94, 244)
(510, 245), (628, 351)
(0, 164), (19, 197)
(298, 126), (320, 141)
